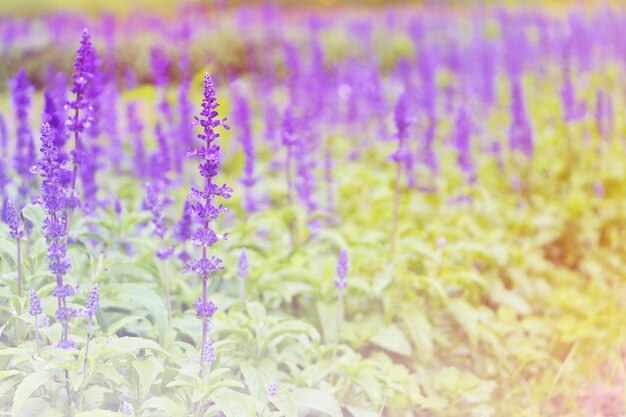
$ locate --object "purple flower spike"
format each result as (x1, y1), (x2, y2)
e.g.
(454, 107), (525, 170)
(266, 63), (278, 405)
(36, 123), (74, 349)
(267, 383), (277, 397)
(5, 200), (23, 239)
(454, 105), (475, 183)
(238, 249), (248, 279)
(85, 284), (100, 317)
(10, 69), (36, 194)
(193, 298), (218, 318)
(66, 29), (95, 138)
(201, 337), (216, 363)
(187, 73), (231, 377)
(29, 290), (42, 316)
(508, 78), (533, 158)
(334, 249), (349, 290)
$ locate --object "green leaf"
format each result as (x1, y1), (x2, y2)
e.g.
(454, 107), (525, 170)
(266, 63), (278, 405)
(370, 324), (413, 357)
(294, 388), (342, 417)
(270, 391), (298, 417)
(211, 388), (258, 417)
(346, 406), (379, 417)
(240, 360), (277, 399)
(132, 356), (164, 399)
(21, 205), (46, 231)
(74, 411), (120, 417)
(12, 369), (56, 417)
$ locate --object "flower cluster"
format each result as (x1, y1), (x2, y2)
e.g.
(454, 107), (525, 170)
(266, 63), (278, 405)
(334, 249), (349, 290)
(508, 78), (533, 158)
(84, 284), (100, 317)
(5, 200), (23, 240)
(185, 73), (231, 374)
(10, 69), (36, 186)
(29, 290), (42, 316)
(453, 105), (475, 184)
(390, 91), (415, 186)
(238, 249), (249, 279)
(66, 29), (95, 139)
(143, 183), (174, 260)
(35, 123), (76, 349)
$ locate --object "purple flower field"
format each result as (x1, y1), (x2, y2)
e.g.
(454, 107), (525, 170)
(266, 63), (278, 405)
(1, 2), (626, 416)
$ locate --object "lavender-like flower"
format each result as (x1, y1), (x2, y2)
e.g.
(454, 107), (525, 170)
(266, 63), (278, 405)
(390, 91), (415, 185)
(238, 249), (248, 308)
(453, 105), (475, 184)
(281, 105), (298, 205)
(238, 249), (249, 279)
(151, 122), (171, 179)
(127, 102), (146, 178)
(29, 290), (42, 316)
(84, 284), (100, 318)
(391, 92), (414, 255)
(30, 290), (42, 355)
(6, 199), (24, 339)
(333, 249), (349, 356)
(233, 91), (258, 212)
(508, 78), (533, 159)
(5, 200), (23, 240)
(185, 73), (231, 379)
(267, 383), (277, 397)
(0, 112), (7, 154)
(119, 402), (132, 416)
(334, 249), (349, 290)
(81, 284), (99, 379)
(144, 183), (174, 323)
(66, 29), (95, 202)
(10, 68), (36, 201)
(42, 91), (68, 159)
(35, 123), (76, 350)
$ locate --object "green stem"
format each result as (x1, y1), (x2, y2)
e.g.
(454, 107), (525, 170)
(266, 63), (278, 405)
(161, 239), (172, 327)
(78, 318), (93, 412)
(16, 237), (22, 343)
(391, 162), (402, 258)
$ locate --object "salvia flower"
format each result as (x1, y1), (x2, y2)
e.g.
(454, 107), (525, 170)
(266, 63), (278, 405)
(84, 284), (100, 317)
(453, 105), (476, 183)
(35, 123), (75, 349)
(390, 91), (414, 175)
(186, 73), (231, 377)
(334, 249), (349, 290)
(10, 68), (36, 196)
(508, 78), (533, 158)
(29, 290), (42, 316)
(238, 249), (249, 279)
(66, 29), (95, 154)
(201, 336), (216, 363)
(127, 102), (146, 177)
(144, 183), (168, 238)
(5, 200), (23, 239)
(233, 89), (258, 211)
(267, 383), (277, 397)
(119, 402), (132, 416)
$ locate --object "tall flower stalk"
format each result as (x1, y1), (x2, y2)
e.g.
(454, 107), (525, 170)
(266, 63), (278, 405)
(29, 290), (42, 355)
(36, 123), (76, 349)
(79, 284), (99, 411)
(185, 73), (231, 380)
(144, 183), (174, 325)
(333, 249), (349, 357)
(35, 123), (75, 411)
(66, 29), (95, 227)
(237, 249), (248, 309)
(390, 92), (413, 257)
(281, 106), (297, 205)
(6, 200), (24, 341)
(10, 68), (36, 204)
